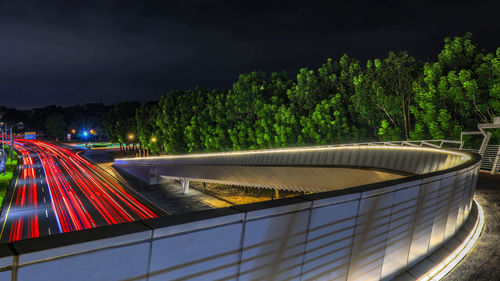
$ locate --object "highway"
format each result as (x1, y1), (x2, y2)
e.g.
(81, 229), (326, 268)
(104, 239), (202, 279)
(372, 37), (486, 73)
(0, 139), (162, 243)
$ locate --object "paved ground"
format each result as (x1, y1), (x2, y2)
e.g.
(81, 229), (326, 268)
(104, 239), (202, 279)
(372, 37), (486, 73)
(442, 172), (500, 281)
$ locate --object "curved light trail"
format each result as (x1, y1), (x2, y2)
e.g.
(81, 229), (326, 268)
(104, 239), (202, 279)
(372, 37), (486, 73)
(0, 139), (161, 242)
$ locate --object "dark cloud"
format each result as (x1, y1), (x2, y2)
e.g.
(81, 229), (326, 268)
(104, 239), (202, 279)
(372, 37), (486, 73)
(0, 0), (499, 109)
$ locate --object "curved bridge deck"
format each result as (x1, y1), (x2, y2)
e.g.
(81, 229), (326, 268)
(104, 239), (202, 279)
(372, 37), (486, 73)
(115, 145), (468, 193)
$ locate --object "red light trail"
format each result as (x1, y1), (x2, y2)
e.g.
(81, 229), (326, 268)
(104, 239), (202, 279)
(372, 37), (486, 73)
(0, 139), (161, 242)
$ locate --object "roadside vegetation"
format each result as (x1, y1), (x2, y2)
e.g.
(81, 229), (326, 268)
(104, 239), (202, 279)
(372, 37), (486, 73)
(0, 147), (18, 207)
(100, 33), (500, 155)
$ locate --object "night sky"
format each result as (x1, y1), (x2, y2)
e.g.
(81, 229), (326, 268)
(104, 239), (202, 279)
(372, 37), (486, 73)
(1, 0), (499, 109)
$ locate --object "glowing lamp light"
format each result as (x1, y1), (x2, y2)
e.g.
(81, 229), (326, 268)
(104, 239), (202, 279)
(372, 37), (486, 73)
(128, 134), (134, 140)
(151, 137), (157, 143)
(83, 131), (88, 137)
(71, 129), (76, 134)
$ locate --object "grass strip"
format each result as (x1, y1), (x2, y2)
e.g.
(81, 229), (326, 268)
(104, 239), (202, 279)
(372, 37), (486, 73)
(0, 147), (18, 207)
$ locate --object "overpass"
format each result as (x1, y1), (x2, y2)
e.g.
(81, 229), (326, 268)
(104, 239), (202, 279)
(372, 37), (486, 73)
(0, 142), (482, 281)
(114, 143), (469, 194)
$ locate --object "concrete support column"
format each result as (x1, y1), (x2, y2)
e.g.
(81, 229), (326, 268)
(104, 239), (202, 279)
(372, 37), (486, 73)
(180, 178), (190, 194)
(149, 170), (160, 185)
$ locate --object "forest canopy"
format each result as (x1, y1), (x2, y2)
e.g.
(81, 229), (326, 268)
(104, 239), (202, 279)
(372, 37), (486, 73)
(101, 33), (500, 154)
(6, 34), (498, 155)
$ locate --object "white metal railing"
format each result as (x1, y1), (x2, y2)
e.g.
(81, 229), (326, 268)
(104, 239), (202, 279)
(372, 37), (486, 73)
(340, 139), (498, 174)
(326, 139), (463, 149)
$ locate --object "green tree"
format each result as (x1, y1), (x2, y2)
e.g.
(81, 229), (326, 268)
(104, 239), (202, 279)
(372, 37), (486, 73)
(136, 102), (160, 154)
(273, 105), (300, 147)
(225, 72), (266, 150)
(253, 72), (293, 148)
(103, 101), (140, 152)
(411, 33), (498, 140)
(352, 51), (422, 140)
(289, 57), (361, 144)
(300, 94), (350, 144)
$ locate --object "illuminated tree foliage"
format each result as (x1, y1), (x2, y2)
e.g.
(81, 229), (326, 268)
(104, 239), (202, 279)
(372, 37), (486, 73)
(353, 51), (421, 140)
(135, 102), (161, 153)
(411, 33), (500, 139)
(103, 34), (500, 154)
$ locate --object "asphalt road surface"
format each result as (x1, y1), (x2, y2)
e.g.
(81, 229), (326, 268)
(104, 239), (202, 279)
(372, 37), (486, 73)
(0, 139), (162, 243)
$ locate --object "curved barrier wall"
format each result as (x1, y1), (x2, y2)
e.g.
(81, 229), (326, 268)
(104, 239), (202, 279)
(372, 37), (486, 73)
(0, 146), (481, 281)
(115, 145), (470, 191)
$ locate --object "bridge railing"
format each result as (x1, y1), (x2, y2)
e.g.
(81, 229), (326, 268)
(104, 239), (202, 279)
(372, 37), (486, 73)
(336, 139), (497, 174)
(330, 139), (463, 149)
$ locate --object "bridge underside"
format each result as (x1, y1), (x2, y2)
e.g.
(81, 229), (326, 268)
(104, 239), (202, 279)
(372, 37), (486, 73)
(114, 145), (470, 196)
(117, 165), (410, 193)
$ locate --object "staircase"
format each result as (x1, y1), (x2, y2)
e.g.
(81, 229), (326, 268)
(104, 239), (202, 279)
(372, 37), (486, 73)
(479, 132), (491, 155)
(480, 144), (500, 174)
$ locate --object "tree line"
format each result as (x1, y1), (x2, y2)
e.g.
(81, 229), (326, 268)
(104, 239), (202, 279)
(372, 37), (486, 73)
(0, 103), (107, 140)
(3, 34), (499, 153)
(102, 33), (500, 155)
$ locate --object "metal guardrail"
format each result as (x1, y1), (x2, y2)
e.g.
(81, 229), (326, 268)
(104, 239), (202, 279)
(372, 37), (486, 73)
(306, 139), (463, 149)
(381, 140), (499, 174)
(384, 140), (499, 174)
(325, 138), (498, 174)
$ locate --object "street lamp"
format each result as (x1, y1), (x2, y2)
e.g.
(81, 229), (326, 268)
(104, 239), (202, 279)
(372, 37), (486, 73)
(71, 129), (76, 134)
(128, 134), (134, 140)
(151, 137), (157, 143)
(1, 121), (20, 175)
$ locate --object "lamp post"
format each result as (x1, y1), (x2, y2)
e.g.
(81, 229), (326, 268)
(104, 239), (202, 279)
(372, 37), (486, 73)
(1, 122), (4, 175)
(0, 122), (17, 174)
(0, 121), (22, 174)
(1, 122), (4, 160)
(149, 137), (157, 157)
(10, 127), (13, 157)
(128, 134), (135, 156)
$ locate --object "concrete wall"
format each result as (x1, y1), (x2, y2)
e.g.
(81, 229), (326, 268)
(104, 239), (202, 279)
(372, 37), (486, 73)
(0, 159), (480, 281)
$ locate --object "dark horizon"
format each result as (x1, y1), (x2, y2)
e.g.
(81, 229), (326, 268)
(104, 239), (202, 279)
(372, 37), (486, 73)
(1, 0), (500, 109)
